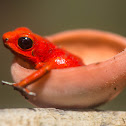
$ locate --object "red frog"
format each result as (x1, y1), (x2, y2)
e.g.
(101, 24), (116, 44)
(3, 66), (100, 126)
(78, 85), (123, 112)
(2, 27), (84, 96)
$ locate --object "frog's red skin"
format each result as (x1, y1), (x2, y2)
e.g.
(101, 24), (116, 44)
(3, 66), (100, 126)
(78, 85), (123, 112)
(2, 27), (84, 95)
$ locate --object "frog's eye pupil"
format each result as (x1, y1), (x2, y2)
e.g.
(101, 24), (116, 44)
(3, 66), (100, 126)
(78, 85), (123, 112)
(18, 37), (33, 49)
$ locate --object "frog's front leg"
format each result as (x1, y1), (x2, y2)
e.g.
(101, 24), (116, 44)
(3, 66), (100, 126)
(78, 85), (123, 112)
(2, 64), (52, 96)
(2, 80), (36, 96)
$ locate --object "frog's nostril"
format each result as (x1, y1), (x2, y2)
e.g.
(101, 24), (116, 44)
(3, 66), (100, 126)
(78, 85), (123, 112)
(3, 38), (9, 42)
(5, 38), (8, 41)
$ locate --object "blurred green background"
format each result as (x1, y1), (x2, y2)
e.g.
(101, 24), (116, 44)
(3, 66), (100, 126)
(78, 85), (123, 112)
(0, 0), (126, 110)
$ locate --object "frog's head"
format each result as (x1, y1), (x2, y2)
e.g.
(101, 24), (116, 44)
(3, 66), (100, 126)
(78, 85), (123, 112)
(3, 27), (42, 64)
(3, 27), (34, 54)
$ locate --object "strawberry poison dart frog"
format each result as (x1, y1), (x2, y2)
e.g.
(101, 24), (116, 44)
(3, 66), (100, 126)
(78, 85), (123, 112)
(2, 27), (84, 96)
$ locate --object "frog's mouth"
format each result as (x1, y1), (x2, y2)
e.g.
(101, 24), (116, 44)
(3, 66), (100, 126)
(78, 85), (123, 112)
(3, 42), (18, 56)
(3, 40), (16, 52)
(3, 42), (11, 49)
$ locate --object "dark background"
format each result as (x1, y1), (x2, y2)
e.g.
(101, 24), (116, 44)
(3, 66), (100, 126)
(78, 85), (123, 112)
(0, 0), (126, 110)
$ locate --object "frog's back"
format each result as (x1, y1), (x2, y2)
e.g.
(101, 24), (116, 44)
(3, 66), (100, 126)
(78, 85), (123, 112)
(47, 48), (84, 69)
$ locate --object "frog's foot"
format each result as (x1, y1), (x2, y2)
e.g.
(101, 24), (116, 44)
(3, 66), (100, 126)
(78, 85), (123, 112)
(2, 80), (36, 96)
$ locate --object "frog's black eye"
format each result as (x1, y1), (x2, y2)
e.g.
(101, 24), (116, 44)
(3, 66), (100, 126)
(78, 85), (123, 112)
(18, 37), (33, 49)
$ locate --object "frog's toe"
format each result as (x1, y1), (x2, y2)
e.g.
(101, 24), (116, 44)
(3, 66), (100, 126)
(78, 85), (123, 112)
(13, 86), (36, 96)
(27, 91), (36, 96)
(2, 80), (15, 86)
